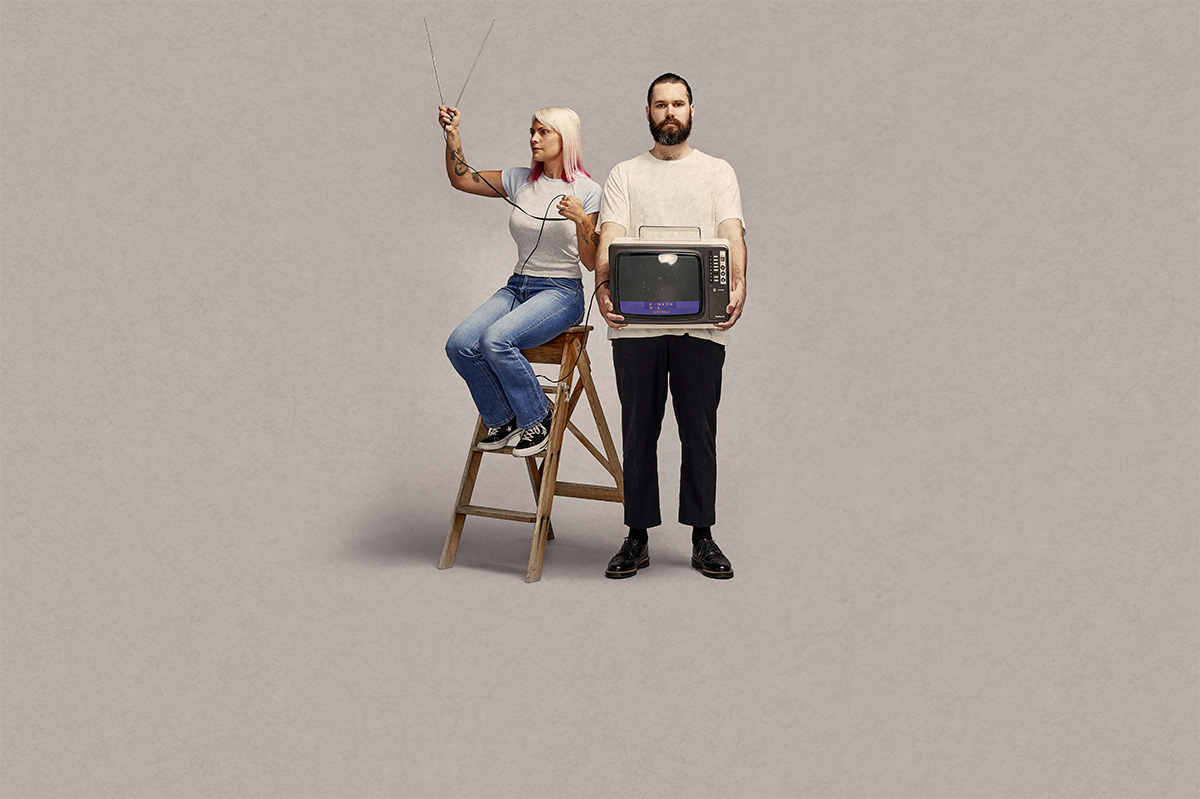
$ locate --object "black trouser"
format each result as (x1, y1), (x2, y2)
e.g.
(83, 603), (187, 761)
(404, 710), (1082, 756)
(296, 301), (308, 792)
(612, 335), (725, 530)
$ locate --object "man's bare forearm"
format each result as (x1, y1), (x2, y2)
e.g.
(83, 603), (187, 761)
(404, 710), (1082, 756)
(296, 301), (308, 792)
(718, 219), (747, 291)
(595, 222), (623, 289)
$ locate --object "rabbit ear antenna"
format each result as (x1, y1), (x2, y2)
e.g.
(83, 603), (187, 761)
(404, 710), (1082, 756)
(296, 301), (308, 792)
(423, 18), (496, 110)
(455, 19), (495, 108)
(423, 17), (445, 107)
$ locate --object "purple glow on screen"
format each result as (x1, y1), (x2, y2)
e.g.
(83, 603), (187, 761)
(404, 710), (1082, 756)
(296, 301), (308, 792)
(619, 300), (701, 316)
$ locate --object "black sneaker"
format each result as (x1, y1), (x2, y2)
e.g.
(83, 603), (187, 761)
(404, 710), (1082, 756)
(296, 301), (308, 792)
(691, 538), (734, 579)
(605, 536), (649, 579)
(477, 419), (520, 451)
(511, 409), (553, 458)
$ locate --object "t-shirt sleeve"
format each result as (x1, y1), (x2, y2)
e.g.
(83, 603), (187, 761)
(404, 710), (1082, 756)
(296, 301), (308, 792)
(580, 179), (603, 215)
(502, 167), (530, 200)
(714, 162), (745, 231)
(598, 166), (630, 233)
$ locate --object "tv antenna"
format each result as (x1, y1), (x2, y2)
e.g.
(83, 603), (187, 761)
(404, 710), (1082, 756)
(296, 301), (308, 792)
(424, 17), (496, 110)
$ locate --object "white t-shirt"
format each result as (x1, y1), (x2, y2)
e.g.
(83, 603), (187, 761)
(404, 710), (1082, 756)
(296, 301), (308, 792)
(598, 150), (745, 342)
(501, 167), (602, 280)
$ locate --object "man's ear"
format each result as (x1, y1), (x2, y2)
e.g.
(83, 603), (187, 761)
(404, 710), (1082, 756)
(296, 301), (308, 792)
(645, 105), (651, 121)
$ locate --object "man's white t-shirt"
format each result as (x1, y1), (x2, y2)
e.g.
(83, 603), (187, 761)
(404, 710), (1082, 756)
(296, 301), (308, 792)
(598, 149), (745, 343)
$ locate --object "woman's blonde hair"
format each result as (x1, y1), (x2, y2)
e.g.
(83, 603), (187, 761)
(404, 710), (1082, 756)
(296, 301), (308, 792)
(529, 106), (590, 183)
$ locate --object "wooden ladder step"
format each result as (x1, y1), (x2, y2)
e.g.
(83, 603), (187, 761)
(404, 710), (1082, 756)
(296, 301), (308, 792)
(553, 482), (623, 502)
(457, 504), (537, 523)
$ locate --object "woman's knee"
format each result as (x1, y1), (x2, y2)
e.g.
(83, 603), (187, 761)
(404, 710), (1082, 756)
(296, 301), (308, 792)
(445, 330), (480, 362)
(479, 328), (516, 360)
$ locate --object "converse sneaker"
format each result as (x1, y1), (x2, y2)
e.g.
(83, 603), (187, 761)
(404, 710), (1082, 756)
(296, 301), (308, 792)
(511, 409), (553, 458)
(477, 418), (520, 451)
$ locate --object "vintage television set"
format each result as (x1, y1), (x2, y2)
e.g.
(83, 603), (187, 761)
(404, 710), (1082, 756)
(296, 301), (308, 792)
(607, 230), (730, 327)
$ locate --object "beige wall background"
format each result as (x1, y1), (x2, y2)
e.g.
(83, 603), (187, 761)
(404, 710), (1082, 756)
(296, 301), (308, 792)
(2, 1), (1196, 797)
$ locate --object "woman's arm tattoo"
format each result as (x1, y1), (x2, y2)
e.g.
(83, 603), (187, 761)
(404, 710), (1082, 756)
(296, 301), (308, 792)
(579, 220), (599, 246)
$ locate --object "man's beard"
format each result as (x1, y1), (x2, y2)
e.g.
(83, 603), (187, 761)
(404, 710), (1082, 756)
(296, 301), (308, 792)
(650, 115), (692, 146)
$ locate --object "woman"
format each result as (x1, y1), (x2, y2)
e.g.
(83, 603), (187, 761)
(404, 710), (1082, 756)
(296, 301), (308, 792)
(439, 104), (602, 457)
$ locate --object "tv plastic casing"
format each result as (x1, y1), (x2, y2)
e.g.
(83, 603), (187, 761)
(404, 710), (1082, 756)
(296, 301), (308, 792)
(608, 237), (730, 327)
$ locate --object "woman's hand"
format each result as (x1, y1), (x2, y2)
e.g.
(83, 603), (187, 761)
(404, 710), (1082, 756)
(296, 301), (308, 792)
(556, 195), (586, 224)
(438, 105), (460, 136)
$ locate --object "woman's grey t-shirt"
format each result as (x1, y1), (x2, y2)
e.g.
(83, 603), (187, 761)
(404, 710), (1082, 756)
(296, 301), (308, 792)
(501, 167), (602, 280)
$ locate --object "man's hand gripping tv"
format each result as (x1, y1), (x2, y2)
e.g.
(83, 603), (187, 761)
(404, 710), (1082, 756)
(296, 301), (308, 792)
(713, 217), (746, 331)
(597, 284), (627, 331)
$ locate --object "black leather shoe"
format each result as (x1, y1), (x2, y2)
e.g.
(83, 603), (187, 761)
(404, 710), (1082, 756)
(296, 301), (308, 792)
(691, 538), (733, 579)
(605, 536), (649, 579)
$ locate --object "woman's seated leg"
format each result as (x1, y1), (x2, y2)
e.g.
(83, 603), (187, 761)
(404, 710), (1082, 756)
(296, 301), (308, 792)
(445, 279), (521, 428)
(478, 278), (585, 429)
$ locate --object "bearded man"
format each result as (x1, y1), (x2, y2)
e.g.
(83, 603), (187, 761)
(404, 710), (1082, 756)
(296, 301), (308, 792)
(595, 73), (748, 580)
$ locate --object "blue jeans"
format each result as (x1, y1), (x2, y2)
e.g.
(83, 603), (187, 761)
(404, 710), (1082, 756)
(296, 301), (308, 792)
(446, 274), (585, 429)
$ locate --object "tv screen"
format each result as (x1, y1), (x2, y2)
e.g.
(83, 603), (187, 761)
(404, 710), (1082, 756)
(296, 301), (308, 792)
(615, 253), (702, 317)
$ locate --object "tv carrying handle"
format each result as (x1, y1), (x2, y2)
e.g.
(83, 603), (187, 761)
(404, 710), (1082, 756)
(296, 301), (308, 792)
(638, 226), (701, 241)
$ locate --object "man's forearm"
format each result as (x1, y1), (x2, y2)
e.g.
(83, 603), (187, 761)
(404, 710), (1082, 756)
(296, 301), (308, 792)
(731, 235), (747, 292)
(719, 220), (747, 290)
(595, 223), (621, 291)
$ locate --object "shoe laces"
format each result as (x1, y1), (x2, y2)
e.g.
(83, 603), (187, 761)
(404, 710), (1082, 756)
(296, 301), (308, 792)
(619, 536), (643, 555)
(520, 420), (547, 442)
(696, 538), (723, 558)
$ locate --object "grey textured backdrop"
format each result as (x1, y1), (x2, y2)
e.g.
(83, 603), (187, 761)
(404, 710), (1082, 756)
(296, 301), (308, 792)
(2, 1), (1197, 797)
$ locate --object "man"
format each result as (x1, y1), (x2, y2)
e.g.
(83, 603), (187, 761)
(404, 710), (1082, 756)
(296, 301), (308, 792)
(595, 73), (747, 580)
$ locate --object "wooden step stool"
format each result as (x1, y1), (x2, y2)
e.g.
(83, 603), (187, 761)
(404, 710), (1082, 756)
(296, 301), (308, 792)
(438, 326), (624, 582)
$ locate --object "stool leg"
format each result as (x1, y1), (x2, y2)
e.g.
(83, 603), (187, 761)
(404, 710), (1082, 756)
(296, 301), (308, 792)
(525, 452), (560, 582)
(576, 348), (624, 498)
(525, 457), (554, 541)
(525, 341), (577, 582)
(440, 416), (487, 569)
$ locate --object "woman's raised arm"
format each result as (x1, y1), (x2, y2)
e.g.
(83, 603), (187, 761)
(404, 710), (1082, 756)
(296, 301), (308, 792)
(439, 106), (506, 198)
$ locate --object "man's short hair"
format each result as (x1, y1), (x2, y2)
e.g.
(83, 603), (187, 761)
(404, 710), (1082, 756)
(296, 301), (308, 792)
(647, 73), (693, 106)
